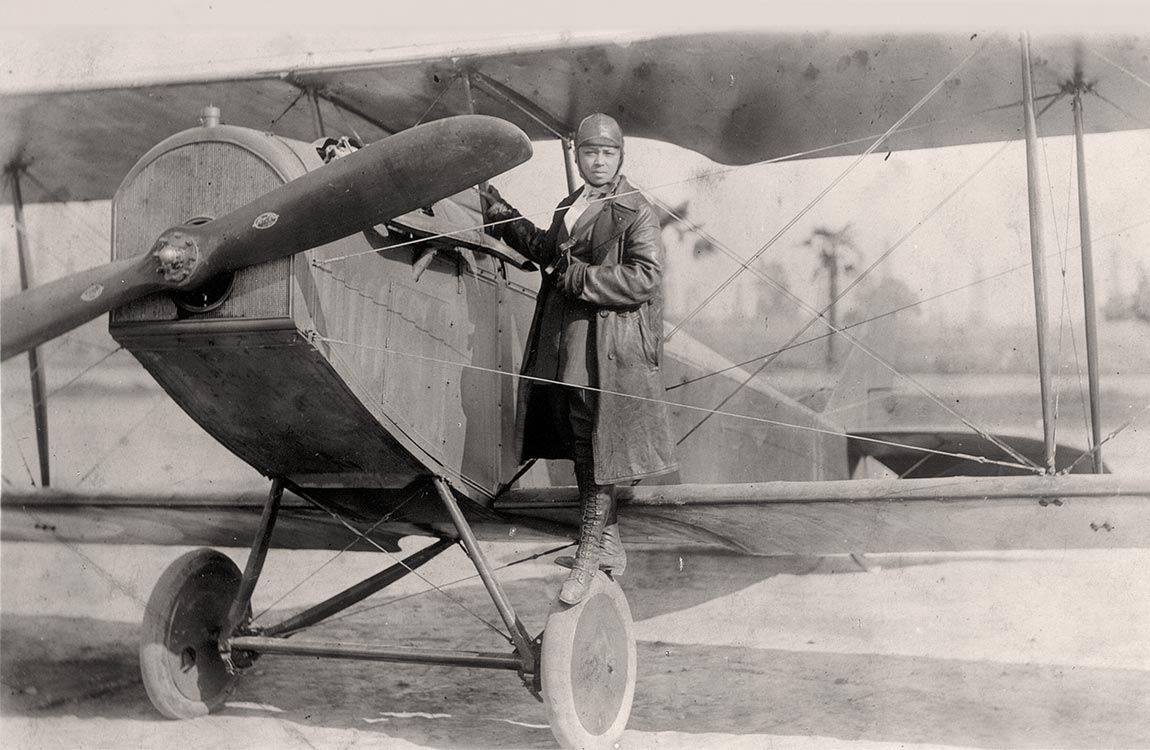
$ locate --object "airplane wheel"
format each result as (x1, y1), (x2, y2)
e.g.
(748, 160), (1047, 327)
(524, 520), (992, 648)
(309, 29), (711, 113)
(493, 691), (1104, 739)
(139, 548), (243, 719)
(541, 573), (636, 750)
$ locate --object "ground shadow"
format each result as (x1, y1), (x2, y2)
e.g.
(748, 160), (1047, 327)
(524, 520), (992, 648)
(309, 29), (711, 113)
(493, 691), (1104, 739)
(5, 562), (1149, 748)
(634, 641), (1150, 749)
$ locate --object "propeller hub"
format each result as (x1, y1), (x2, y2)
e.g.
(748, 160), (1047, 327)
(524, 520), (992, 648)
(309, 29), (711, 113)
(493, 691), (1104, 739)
(152, 231), (201, 285)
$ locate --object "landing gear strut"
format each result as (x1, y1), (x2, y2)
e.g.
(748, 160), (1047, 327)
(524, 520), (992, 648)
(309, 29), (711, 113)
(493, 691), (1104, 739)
(137, 476), (638, 750)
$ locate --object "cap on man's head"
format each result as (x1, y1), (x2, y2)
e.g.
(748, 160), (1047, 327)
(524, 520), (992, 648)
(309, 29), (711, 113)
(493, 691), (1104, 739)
(575, 113), (623, 149)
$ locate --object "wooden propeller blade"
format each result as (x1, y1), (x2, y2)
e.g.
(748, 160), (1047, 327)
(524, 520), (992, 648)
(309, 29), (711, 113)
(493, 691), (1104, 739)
(1, 254), (164, 360)
(0, 115), (532, 361)
(186, 115), (532, 280)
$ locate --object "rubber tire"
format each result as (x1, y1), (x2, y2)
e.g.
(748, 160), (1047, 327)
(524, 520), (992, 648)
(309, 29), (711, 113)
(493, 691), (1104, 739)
(139, 548), (243, 719)
(541, 573), (637, 750)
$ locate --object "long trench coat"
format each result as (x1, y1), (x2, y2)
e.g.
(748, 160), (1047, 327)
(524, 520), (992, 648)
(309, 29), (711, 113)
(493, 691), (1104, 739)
(494, 175), (678, 484)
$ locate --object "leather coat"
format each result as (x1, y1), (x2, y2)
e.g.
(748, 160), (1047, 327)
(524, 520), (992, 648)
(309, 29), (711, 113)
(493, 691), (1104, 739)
(493, 176), (678, 484)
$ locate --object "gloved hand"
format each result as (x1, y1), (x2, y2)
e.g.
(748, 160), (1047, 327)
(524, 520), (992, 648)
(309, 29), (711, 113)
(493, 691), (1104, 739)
(479, 185), (516, 223)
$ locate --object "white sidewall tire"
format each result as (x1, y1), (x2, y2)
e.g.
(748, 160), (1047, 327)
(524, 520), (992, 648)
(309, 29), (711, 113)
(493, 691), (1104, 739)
(139, 548), (242, 719)
(541, 573), (636, 750)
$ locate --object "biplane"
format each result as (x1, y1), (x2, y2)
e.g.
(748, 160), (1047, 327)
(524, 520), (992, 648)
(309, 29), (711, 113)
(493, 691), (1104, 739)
(2, 28), (1149, 750)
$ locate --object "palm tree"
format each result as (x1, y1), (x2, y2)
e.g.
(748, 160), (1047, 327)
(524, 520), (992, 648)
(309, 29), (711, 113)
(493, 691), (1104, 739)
(656, 200), (716, 257)
(803, 224), (860, 367)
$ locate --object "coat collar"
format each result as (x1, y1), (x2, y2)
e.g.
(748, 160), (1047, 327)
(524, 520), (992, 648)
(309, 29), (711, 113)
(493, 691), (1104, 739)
(611, 176), (644, 214)
(565, 174), (641, 211)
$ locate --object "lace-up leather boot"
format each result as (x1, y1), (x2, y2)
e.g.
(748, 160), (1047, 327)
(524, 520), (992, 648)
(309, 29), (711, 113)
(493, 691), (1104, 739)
(555, 516), (627, 576)
(558, 484), (611, 605)
(597, 522), (627, 575)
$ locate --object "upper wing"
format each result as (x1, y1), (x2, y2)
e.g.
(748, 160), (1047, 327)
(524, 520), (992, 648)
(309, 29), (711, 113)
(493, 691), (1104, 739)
(4, 30), (1148, 205)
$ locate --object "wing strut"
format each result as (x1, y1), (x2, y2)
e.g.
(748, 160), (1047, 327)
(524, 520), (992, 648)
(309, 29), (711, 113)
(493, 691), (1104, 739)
(468, 71), (578, 192)
(5, 165), (50, 486)
(1020, 32), (1057, 473)
(1071, 59), (1105, 473)
(461, 73), (488, 196)
(307, 88), (326, 139)
(562, 138), (579, 195)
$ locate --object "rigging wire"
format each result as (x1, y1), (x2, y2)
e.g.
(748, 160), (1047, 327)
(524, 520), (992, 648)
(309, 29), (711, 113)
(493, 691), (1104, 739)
(1, 169), (125, 484)
(5, 39), (1146, 663)
(309, 210), (1150, 477)
(313, 212), (1148, 481)
(331, 99), (366, 145)
(249, 487), (424, 624)
(658, 131), (1020, 392)
(649, 142), (1041, 468)
(653, 91), (1068, 464)
(5, 346), (126, 421)
(665, 42), (987, 341)
(268, 89), (308, 131)
(1090, 48), (1150, 91)
(897, 453), (934, 479)
(1040, 119), (1092, 446)
(655, 90), (1056, 367)
(19, 508), (151, 608)
(300, 492), (513, 644)
(4, 111), (1131, 492)
(75, 393), (168, 487)
(667, 210), (1150, 460)
(309, 91), (1064, 472)
(308, 92), (1104, 469)
(669, 261), (1028, 391)
(619, 217), (1150, 404)
(414, 72), (459, 126)
(1090, 90), (1150, 130)
(312, 91), (1043, 268)
(3, 345), (126, 488)
(18, 171), (112, 252)
(1061, 402), (1150, 475)
(1060, 155), (1089, 436)
(304, 79), (1081, 466)
(468, 72), (569, 140)
(1037, 103), (1068, 452)
(10, 437), (36, 486)
(320, 542), (574, 628)
(326, 259), (821, 473)
(318, 334), (1040, 474)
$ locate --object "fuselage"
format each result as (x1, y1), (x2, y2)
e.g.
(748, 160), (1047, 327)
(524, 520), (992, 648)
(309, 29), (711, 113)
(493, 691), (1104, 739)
(109, 122), (849, 516)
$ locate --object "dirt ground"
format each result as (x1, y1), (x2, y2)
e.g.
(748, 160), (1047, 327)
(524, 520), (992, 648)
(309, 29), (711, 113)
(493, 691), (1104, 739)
(2, 541), (1149, 750)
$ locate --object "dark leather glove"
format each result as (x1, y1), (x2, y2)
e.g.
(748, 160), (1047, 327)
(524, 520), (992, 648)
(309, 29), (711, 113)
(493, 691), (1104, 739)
(479, 185), (516, 223)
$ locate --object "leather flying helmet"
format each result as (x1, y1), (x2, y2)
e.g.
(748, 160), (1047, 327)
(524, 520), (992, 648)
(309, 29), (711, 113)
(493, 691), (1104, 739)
(575, 113), (623, 149)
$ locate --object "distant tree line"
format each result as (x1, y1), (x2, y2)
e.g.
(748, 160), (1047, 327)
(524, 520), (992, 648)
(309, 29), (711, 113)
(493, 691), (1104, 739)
(1104, 266), (1150, 324)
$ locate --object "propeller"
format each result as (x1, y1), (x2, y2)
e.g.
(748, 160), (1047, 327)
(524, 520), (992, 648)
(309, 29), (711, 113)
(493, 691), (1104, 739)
(1, 115), (532, 361)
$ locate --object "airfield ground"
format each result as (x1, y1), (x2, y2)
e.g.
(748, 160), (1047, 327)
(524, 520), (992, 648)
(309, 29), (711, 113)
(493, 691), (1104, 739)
(2, 543), (1149, 749)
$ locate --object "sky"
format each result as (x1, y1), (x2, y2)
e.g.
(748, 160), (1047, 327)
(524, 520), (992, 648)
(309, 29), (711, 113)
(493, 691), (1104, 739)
(3, 0), (1149, 31)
